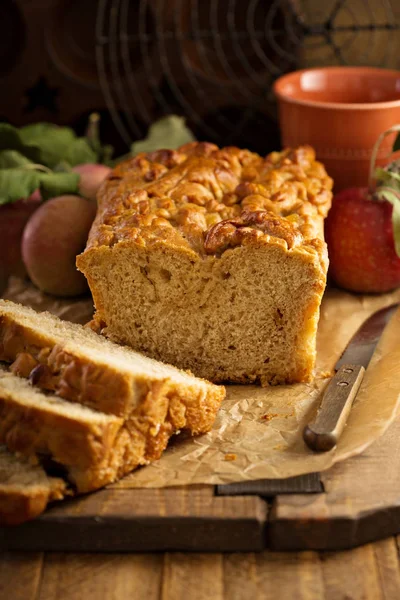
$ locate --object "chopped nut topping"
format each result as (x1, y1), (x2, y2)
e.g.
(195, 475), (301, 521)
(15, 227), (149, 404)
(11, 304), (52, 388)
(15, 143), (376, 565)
(88, 143), (332, 257)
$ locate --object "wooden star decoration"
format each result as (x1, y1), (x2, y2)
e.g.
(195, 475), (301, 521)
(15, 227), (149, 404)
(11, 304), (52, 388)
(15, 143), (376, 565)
(24, 76), (59, 114)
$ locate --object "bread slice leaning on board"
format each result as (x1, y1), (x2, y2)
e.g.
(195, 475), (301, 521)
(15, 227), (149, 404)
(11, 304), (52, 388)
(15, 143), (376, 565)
(0, 300), (225, 523)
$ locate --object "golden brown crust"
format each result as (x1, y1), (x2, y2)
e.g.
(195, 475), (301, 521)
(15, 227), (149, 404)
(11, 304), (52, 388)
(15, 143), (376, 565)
(0, 369), (223, 495)
(0, 303), (225, 495)
(80, 143), (332, 261)
(0, 374), (222, 495)
(0, 478), (67, 526)
(203, 209), (303, 255)
(0, 316), (131, 417)
(0, 313), (224, 423)
(69, 378), (223, 493)
(0, 488), (55, 526)
(0, 390), (122, 469)
(0, 447), (68, 526)
(74, 377), (222, 491)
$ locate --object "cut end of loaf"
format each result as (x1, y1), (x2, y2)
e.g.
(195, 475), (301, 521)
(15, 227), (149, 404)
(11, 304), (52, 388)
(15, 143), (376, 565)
(80, 241), (327, 385)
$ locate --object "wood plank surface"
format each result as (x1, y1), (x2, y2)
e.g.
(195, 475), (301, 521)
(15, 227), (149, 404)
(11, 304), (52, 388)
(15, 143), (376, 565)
(37, 554), (163, 600)
(223, 550), (326, 600)
(253, 551), (325, 599)
(2, 538), (400, 600)
(0, 486), (267, 552)
(270, 415), (400, 550)
(0, 552), (43, 600)
(320, 539), (400, 600)
(373, 539), (400, 600)
(162, 554), (224, 600)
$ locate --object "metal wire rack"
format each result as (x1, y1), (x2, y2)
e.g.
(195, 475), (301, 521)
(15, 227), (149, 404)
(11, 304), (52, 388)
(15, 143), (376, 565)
(96, 0), (400, 153)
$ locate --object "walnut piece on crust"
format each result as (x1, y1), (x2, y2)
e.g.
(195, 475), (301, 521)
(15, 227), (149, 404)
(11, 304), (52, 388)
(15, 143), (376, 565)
(204, 210), (303, 255)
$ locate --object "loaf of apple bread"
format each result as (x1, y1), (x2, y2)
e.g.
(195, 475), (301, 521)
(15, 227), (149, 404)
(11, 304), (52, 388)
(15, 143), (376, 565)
(77, 142), (333, 385)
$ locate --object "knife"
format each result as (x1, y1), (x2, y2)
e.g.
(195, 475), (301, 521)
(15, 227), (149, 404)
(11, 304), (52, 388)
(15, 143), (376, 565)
(303, 303), (399, 453)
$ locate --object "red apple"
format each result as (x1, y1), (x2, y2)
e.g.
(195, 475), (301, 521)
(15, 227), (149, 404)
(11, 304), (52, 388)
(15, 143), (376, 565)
(325, 187), (400, 293)
(72, 163), (111, 201)
(0, 190), (42, 291)
(22, 195), (96, 297)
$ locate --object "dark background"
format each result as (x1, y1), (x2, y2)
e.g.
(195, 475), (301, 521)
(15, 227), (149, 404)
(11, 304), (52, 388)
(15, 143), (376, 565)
(2, 0), (400, 157)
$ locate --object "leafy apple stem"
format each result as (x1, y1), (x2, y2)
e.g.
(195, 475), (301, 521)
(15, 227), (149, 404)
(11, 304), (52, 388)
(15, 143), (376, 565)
(85, 112), (100, 152)
(21, 164), (52, 173)
(369, 124), (400, 191)
(375, 186), (400, 257)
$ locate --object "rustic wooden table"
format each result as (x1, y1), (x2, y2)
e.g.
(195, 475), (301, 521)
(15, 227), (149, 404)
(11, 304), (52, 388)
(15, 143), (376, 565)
(1, 537), (400, 600)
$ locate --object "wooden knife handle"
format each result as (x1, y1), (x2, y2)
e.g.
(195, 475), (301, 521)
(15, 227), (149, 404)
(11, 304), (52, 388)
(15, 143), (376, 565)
(303, 364), (365, 452)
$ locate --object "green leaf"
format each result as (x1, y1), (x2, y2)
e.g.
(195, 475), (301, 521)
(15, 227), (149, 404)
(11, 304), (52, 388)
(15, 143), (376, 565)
(61, 137), (97, 167)
(0, 169), (41, 205)
(375, 187), (400, 257)
(0, 123), (42, 164)
(375, 166), (400, 192)
(53, 160), (73, 173)
(0, 122), (97, 169)
(393, 133), (400, 152)
(39, 172), (80, 200)
(131, 115), (195, 155)
(0, 150), (33, 169)
(17, 123), (77, 167)
(20, 124), (97, 167)
(0, 168), (79, 205)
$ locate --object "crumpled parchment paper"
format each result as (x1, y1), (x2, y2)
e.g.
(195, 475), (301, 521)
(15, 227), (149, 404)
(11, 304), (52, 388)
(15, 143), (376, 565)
(4, 277), (400, 487)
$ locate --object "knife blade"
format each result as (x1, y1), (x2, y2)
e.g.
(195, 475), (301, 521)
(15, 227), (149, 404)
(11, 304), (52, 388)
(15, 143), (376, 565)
(303, 303), (399, 452)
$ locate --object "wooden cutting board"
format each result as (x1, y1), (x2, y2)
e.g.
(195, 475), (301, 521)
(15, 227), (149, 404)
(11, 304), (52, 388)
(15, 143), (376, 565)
(2, 278), (400, 552)
(1, 410), (400, 553)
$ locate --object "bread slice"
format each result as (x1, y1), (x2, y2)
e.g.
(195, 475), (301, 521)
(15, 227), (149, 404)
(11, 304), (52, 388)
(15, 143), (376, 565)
(0, 446), (67, 525)
(0, 299), (224, 421)
(0, 364), (122, 470)
(0, 300), (224, 492)
(0, 363), (221, 493)
(77, 143), (332, 385)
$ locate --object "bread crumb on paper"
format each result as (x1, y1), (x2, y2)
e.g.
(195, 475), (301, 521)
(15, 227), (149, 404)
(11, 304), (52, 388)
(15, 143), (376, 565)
(224, 453), (237, 461)
(317, 369), (334, 379)
(261, 410), (295, 422)
(261, 413), (280, 422)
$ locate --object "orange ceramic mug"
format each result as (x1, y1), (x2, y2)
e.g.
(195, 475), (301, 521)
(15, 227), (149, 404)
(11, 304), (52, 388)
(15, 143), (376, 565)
(273, 67), (400, 191)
